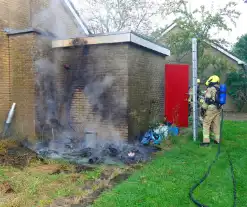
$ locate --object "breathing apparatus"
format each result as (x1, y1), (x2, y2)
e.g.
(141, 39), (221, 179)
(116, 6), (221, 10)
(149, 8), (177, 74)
(200, 75), (226, 110)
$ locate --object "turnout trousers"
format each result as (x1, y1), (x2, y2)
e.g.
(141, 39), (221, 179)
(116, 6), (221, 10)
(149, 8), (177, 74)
(203, 107), (221, 143)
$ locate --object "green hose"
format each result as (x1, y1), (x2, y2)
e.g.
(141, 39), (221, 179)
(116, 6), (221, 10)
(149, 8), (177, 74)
(189, 109), (237, 207)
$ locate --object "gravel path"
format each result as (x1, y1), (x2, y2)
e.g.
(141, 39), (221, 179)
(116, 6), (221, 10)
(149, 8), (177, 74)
(223, 112), (247, 121)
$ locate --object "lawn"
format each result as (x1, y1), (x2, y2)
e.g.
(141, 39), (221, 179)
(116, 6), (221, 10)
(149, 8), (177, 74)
(0, 159), (104, 207)
(93, 121), (247, 207)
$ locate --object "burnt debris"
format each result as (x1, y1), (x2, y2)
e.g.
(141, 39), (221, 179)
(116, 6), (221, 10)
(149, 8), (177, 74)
(26, 136), (160, 165)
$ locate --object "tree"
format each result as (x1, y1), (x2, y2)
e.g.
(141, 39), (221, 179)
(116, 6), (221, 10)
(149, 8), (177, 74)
(232, 34), (247, 63)
(226, 68), (247, 111)
(153, 1), (240, 77)
(77, 0), (184, 35)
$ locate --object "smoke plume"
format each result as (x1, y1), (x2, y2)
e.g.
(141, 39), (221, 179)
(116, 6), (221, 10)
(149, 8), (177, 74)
(30, 0), (129, 156)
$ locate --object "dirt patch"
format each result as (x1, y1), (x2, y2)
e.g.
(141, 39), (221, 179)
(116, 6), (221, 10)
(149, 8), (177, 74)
(50, 167), (133, 207)
(109, 172), (130, 185)
(75, 165), (96, 173)
(224, 112), (247, 121)
(70, 174), (81, 183)
(164, 139), (172, 147)
(76, 169), (132, 207)
(0, 139), (39, 168)
(28, 163), (96, 175)
(0, 182), (15, 194)
(28, 164), (62, 175)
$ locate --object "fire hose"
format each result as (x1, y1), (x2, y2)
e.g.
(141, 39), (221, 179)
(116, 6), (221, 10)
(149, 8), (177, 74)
(189, 109), (237, 207)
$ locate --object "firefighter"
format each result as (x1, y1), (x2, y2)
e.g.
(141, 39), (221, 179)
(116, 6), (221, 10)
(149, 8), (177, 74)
(200, 75), (221, 147)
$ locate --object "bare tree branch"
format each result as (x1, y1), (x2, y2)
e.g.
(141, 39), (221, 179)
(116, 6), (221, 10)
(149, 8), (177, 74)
(77, 0), (183, 35)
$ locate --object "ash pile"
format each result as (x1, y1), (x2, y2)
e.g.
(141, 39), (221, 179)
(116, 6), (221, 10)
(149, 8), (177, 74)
(24, 132), (160, 165)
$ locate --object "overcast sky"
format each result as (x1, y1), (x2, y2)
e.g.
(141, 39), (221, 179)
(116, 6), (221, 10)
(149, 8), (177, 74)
(185, 0), (247, 45)
(72, 0), (247, 45)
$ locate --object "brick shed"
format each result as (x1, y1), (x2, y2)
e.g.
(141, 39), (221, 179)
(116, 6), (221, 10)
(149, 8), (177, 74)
(0, 0), (171, 140)
(51, 32), (170, 140)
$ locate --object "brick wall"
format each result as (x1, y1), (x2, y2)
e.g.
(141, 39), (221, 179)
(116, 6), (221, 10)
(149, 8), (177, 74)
(54, 44), (129, 139)
(0, 0), (83, 136)
(0, 0), (31, 30)
(128, 44), (166, 138)
(9, 33), (36, 137)
(70, 88), (95, 133)
(34, 35), (54, 134)
(55, 43), (166, 140)
(0, 0), (31, 131)
(52, 47), (80, 128)
(1, 32), (53, 137)
(0, 0), (82, 37)
(0, 30), (11, 131)
(8, 0), (31, 29)
(81, 44), (129, 139)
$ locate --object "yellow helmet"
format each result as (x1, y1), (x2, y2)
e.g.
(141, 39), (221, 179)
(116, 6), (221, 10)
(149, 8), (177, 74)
(197, 79), (201, 84)
(205, 75), (220, 86)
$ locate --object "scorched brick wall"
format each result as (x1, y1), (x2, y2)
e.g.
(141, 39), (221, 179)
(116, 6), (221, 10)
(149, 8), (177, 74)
(56, 43), (166, 140)
(81, 44), (129, 139)
(55, 44), (129, 139)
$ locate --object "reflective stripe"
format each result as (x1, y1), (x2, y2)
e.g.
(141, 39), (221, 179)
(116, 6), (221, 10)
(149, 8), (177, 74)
(208, 105), (217, 109)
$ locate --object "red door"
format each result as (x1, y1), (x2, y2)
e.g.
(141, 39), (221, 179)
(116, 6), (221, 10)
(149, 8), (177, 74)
(165, 64), (189, 127)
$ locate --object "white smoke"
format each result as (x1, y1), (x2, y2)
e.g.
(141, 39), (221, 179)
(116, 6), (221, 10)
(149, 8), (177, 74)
(35, 58), (57, 75)
(32, 0), (81, 39)
(31, 0), (128, 152)
(84, 76), (114, 111)
(72, 75), (127, 143)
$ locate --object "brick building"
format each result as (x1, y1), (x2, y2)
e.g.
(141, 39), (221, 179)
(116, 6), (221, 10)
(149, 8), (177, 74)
(0, 0), (89, 137)
(0, 0), (170, 140)
(52, 32), (170, 140)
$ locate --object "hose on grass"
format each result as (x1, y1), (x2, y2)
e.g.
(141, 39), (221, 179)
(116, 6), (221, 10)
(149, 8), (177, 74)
(189, 109), (237, 207)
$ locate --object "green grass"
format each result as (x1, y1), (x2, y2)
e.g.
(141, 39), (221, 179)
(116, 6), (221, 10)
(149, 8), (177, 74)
(93, 121), (247, 207)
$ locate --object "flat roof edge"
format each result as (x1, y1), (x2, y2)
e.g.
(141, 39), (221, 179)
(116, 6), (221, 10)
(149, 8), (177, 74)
(130, 33), (170, 56)
(4, 27), (56, 38)
(52, 32), (170, 56)
(4, 28), (39, 35)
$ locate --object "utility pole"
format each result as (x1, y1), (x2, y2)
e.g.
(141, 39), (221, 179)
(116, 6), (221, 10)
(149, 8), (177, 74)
(192, 38), (198, 141)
